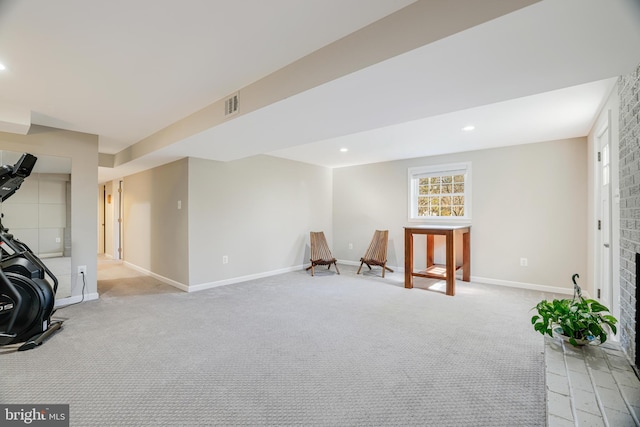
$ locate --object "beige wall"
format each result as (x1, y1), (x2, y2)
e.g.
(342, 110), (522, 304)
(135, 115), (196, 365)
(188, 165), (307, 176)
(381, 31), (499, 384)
(120, 155), (332, 290)
(119, 138), (587, 293)
(187, 155), (332, 288)
(0, 125), (99, 298)
(123, 158), (189, 285)
(0, 120), (592, 300)
(333, 138), (588, 291)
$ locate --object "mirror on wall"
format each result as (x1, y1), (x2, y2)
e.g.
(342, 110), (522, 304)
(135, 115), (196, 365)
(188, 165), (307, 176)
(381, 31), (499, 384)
(0, 150), (72, 298)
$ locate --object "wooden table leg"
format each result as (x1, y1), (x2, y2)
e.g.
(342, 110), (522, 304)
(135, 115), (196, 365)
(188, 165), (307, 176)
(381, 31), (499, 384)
(404, 228), (413, 289)
(462, 230), (470, 282)
(426, 234), (434, 268)
(445, 230), (455, 296)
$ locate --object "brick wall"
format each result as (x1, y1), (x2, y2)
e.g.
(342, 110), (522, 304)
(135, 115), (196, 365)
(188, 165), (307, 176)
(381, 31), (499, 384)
(619, 63), (640, 364)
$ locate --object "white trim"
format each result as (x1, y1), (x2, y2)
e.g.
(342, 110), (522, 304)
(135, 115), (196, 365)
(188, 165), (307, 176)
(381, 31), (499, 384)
(123, 261), (308, 293)
(54, 292), (99, 308)
(337, 259), (361, 267)
(408, 161), (472, 222)
(407, 216), (472, 225)
(408, 162), (471, 175)
(338, 259), (575, 295)
(123, 261), (189, 292)
(594, 110), (619, 323)
(116, 260), (578, 297)
(470, 276), (574, 295)
(40, 252), (64, 259)
(188, 264), (307, 292)
(338, 259), (404, 272)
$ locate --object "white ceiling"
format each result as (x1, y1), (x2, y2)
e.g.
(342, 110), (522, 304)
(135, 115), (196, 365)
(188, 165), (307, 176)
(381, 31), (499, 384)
(0, 0), (639, 182)
(268, 78), (618, 167)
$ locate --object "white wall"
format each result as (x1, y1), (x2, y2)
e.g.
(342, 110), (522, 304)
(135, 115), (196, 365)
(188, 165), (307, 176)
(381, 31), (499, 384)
(187, 155), (332, 288)
(333, 138), (588, 291)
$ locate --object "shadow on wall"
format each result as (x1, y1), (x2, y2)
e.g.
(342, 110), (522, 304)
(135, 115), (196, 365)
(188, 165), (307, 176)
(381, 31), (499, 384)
(388, 238), (398, 268)
(299, 234), (311, 267)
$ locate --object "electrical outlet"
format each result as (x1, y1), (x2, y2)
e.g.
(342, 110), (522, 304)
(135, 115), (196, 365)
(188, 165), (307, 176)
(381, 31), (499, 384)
(55, 237), (61, 243)
(222, 255), (228, 264)
(520, 258), (528, 267)
(78, 265), (87, 275)
(348, 243), (353, 250)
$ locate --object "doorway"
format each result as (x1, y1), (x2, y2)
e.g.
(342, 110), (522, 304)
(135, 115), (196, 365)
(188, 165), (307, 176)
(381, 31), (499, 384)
(99, 185), (105, 254)
(117, 180), (123, 260)
(97, 180), (123, 260)
(596, 115), (614, 315)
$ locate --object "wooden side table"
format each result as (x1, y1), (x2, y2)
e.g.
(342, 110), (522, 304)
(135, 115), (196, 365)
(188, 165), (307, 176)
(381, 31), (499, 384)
(404, 225), (471, 296)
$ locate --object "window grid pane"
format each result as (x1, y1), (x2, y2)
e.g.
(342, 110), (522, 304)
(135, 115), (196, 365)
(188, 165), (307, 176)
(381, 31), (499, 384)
(417, 174), (465, 218)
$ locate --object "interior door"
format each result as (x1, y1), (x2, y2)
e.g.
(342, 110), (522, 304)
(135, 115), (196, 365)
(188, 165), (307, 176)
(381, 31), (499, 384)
(98, 185), (105, 254)
(117, 180), (124, 260)
(598, 123), (612, 309)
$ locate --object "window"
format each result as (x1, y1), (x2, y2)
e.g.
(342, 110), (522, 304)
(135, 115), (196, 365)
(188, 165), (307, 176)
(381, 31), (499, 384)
(408, 162), (471, 222)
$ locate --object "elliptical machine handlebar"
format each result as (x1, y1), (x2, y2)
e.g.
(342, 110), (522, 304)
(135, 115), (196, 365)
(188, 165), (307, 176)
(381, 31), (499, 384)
(0, 153), (37, 203)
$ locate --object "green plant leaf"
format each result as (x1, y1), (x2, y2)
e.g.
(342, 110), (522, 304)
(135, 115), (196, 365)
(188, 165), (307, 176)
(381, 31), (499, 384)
(588, 301), (610, 312)
(531, 285), (618, 346)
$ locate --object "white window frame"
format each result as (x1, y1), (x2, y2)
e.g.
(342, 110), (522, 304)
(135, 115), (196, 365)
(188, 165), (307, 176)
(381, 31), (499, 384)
(408, 162), (472, 224)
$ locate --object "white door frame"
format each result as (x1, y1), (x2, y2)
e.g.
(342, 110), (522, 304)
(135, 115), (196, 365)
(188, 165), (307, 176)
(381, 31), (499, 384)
(596, 118), (612, 308)
(594, 110), (620, 330)
(116, 180), (124, 260)
(98, 184), (105, 254)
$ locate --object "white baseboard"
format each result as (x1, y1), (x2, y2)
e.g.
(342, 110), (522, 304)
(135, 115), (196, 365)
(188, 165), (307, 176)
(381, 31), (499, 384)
(338, 259), (574, 295)
(120, 259), (575, 296)
(40, 252), (64, 259)
(337, 260), (361, 267)
(123, 261), (308, 293)
(470, 276), (573, 295)
(338, 260), (404, 272)
(188, 264), (306, 292)
(55, 292), (99, 308)
(123, 261), (189, 292)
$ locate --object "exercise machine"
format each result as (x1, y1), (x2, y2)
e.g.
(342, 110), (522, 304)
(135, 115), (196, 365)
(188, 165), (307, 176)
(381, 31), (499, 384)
(0, 153), (62, 351)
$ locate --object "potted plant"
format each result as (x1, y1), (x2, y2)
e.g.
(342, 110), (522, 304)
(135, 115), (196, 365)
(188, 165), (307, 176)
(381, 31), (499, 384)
(531, 274), (618, 346)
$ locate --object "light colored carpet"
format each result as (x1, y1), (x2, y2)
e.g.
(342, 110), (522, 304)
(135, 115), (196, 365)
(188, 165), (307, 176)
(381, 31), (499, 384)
(1, 261), (548, 426)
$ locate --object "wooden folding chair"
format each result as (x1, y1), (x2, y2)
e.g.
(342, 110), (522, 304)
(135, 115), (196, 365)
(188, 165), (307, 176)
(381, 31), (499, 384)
(357, 230), (394, 278)
(306, 231), (340, 276)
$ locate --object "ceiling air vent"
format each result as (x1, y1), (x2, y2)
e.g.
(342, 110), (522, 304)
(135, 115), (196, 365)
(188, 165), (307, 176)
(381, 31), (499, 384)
(224, 92), (239, 117)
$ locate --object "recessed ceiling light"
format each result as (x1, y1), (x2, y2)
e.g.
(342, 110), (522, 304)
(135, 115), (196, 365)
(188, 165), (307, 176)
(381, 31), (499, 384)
(462, 125), (475, 132)
(340, 148), (348, 152)
(0, 63), (6, 71)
